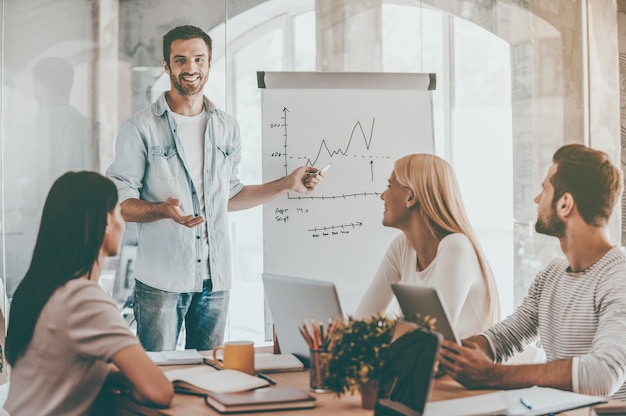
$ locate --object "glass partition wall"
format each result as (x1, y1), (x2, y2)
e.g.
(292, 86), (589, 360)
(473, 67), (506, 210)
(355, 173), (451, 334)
(0, 0), (619, 351)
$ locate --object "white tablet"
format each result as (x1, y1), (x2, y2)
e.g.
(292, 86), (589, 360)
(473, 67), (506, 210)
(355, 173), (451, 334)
(391, 283), (460, 344)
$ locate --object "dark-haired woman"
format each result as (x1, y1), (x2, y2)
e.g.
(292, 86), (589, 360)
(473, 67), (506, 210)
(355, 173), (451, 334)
(4, 171), (173, 416)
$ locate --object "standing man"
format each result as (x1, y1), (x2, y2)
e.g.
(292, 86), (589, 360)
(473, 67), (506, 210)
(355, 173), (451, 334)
(440, 144), (626, 399)
(107, 25), (322, 351)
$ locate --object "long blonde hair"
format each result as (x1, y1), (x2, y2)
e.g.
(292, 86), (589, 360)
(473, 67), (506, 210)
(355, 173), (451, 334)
(394, 154), (501, 324)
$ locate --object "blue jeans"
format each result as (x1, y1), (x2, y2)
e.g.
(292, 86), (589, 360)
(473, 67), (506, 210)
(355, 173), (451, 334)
(133, 279), (230, 351)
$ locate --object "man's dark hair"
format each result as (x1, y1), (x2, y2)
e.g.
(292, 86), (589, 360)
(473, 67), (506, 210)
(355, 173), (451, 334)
(551, 144), (622, 226)
(162, 25), (212, 67)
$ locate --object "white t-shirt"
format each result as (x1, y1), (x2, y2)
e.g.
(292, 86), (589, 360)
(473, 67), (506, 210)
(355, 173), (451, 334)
(355, 233), (495, 339)
(172, 111), (210, 278)
(4, 279), (140, 416)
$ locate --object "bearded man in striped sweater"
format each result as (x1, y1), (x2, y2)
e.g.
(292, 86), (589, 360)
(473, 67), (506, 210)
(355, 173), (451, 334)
(440, 144), (626, 400)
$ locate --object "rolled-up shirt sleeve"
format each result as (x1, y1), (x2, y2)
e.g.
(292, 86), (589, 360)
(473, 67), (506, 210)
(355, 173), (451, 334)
(106, 119), (147, 203)
(228, 119), (244, 198)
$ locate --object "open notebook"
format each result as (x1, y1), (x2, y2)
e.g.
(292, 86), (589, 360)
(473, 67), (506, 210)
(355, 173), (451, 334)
(164, 367), (269, 395)
(423, 386), (603, 416)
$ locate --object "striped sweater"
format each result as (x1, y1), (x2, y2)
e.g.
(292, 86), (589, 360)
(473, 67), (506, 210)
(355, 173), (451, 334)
(484, 246), (626, 400)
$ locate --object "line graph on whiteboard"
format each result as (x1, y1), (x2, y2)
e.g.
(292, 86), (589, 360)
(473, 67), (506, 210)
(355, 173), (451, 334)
(268, 107), (393, 200)
(262, 88), (433, 240)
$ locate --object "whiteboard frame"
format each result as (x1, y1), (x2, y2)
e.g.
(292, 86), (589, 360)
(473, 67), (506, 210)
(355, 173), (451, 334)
(257, 71), (436, 91)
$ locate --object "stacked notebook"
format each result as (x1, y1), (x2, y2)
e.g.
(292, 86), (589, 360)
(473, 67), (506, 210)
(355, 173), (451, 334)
(252, 353), (305, 373)
(592, 404), (626, 416)
(147, 349), (205, 365)
(205, 352), (304, 373)
(204, 387), (316, 413)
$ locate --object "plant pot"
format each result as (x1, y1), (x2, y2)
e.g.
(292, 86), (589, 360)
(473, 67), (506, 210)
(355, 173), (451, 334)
(360, 381), (379, 410)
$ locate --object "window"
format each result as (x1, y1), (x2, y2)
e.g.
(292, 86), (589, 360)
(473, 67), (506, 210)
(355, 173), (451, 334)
(0, 0), (543, 346)
(206, 1), (515, 343)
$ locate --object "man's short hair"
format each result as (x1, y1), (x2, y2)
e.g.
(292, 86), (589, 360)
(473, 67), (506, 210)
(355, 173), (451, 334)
(551, 144), (622, 226)
(162, 25), (212, 67)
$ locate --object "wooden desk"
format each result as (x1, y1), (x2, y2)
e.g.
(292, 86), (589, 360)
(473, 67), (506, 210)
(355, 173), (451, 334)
(107, 367), (607, 415)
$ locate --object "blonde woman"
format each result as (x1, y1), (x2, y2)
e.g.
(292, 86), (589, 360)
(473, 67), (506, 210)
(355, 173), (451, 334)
(355, 154), (500, 339)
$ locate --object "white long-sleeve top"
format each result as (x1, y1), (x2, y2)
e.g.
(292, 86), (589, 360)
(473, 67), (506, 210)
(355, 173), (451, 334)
(483, 246), (626, 399)
(355, 233), (495, 339)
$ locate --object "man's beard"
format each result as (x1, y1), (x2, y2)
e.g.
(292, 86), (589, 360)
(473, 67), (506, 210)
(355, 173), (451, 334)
(535, 203), (565, 238)
(170, 72), (206, 96)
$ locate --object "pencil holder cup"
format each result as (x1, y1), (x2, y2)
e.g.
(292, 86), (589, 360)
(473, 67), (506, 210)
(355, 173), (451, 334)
(309, 348), (331, 393)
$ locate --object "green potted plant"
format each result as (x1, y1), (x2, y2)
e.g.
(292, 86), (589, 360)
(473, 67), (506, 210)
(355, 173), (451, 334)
(323, 314), (396, 409)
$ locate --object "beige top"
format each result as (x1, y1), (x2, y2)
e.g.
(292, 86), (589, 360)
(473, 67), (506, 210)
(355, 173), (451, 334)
(4, 279), (140, 416)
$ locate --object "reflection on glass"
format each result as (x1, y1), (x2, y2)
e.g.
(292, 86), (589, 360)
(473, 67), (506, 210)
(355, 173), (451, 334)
(4, 56), (101, 295)
(32, 57), (100, 202)
(0, 0), (564, 348)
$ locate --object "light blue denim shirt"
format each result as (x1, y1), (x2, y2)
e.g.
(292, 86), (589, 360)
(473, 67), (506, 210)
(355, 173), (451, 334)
(106, 92), (243, 293)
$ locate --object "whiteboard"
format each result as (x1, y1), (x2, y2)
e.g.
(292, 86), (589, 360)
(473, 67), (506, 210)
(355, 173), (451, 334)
(259, 71), (435, 315)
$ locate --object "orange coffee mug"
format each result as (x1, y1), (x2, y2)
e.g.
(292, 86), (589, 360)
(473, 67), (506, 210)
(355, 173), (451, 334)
(212, 340), (255, 375)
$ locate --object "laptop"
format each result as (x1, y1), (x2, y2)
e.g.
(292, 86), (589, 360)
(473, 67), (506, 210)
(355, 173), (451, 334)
(391, 283), (460, 344)
(262, 273), (344, 364)
(375, 320), (442, 416)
